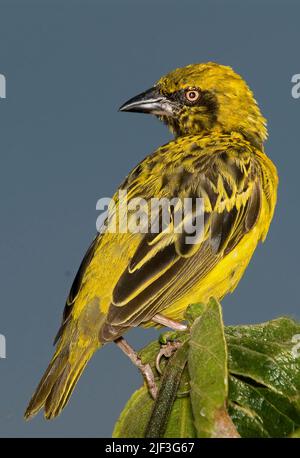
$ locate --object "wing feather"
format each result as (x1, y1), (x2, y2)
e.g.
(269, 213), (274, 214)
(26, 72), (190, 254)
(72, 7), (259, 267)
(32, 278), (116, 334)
(100, 144), (263, 341)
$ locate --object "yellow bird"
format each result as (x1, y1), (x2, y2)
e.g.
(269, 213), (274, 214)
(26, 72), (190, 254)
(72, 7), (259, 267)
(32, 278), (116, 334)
(25, 62), (278, 420)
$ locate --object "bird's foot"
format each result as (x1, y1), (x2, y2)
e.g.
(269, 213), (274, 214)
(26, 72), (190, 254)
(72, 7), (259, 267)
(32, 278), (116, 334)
(153, 315), (188, 374)
(155, 340), (182, 375)
(115, 336), (158, 399)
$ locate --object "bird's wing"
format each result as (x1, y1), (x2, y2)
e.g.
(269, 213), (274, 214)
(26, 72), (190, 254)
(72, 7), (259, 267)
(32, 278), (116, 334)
(100, 142), (263, 341)
(53, 235), (100, 345)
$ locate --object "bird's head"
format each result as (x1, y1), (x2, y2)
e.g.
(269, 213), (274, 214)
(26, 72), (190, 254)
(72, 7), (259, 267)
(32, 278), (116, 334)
(119, 62), (267, 147)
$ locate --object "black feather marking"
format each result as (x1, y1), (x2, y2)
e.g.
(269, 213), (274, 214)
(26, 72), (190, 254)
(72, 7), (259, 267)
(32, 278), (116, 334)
(67, 236), (98, 305)
(113, 244), (177, 305)
(245, 181), (262, 231)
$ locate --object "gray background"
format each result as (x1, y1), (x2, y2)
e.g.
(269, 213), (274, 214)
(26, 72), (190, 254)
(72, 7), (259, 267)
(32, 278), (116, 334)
(0, 0), (299, 437)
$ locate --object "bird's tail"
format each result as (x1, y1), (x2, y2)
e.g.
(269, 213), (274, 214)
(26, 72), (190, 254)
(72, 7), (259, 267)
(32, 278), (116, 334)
(24, 342), (96, 420)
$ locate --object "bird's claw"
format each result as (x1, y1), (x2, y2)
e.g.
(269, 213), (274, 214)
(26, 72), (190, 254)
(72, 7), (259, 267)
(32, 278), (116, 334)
(155, 340), (182, 374)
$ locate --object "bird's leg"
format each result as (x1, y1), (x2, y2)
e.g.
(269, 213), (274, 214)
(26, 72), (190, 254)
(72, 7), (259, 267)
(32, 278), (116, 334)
(152, 314), (188, 374)
(114, 337), (158, 399)
(152, 313), (188, 331)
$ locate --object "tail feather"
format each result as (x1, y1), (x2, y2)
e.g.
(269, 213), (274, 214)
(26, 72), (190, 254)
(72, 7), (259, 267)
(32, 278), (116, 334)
(24, 346), (94, 420)
(44, 352), (91, 419)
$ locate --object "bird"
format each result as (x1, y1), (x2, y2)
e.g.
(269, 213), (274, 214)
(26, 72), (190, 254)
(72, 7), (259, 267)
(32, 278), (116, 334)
(25, 62), (278, 420)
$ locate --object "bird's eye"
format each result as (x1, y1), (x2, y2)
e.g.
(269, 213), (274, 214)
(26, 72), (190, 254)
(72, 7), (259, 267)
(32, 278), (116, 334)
(185, 89), (200, 103)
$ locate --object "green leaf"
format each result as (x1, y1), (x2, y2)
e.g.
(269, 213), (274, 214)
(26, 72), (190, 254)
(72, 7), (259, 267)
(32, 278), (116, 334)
(113, 340), (193, 438)
(226, 319), (300, 402)
(113, 390), (197, 438)
(145, 341), (189, 438)
(112, 387), (153, 438)
(228, 376), (298, 437)
(228, 400), (269, 438)
(164, 397), (196, 438)
(188, 298), (239, 437)
(289, 427), (300, 438)
(225, 317), (300, 437)
(113, 301), (300, 438)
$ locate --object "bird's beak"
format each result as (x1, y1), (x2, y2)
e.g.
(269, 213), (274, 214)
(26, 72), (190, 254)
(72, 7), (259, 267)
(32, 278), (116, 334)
(119, 87), (174, 116)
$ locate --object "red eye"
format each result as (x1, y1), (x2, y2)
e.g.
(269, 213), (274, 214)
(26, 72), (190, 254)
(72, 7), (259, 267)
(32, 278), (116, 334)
(185, 89), (200, 102)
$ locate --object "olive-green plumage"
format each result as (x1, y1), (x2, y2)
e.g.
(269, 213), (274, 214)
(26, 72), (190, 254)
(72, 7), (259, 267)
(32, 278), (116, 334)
(25, 62), (278, 420)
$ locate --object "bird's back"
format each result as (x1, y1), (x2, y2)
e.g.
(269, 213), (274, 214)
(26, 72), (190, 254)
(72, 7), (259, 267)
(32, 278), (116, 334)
(67, 131), (278, 340)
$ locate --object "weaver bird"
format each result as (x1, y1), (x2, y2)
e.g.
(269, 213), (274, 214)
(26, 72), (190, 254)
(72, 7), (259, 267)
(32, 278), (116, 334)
(25, 62), (278, 420)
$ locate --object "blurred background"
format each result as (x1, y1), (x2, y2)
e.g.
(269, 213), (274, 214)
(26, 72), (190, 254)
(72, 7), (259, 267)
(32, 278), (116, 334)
(0, 0), (299, 437)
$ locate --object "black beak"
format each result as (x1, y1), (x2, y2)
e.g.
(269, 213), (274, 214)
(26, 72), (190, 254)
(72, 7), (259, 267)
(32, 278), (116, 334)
(119, 87), (174, 116)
